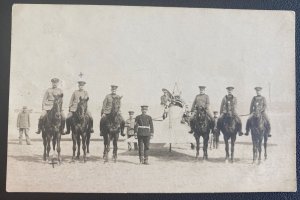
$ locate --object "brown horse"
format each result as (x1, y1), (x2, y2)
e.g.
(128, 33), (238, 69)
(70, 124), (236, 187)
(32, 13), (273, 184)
(101, 96), (125, 163)
(248, 108), (269, 164)
(70, 97), (91, 162)
(42, 94), (64, 163)
(192, 106), (214, 160)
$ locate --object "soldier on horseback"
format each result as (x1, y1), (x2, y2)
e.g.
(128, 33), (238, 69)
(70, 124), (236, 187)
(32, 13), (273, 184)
(100, 85), (125, 136)
(189, 86), (214, 133)
(245, 87), (271, 137)
(217, 87), (244, 136)
(64, 80), (94, 135)
(36, 78), (65, 134)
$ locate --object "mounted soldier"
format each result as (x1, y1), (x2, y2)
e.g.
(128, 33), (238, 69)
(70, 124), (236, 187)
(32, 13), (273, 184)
(100, 85), (124, 136)
(36, 78), (65, 134)
(64, 79), (94, 135)
(189, 86), (213, 133)
(217, 86), (243, 136)
(245, 87), (271, 137)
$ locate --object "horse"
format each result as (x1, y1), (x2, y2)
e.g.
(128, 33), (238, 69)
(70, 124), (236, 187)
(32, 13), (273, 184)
(192, 106), (214, 160)
(70, 97), (91, 162)
(42, 94), (64, 163)
(101, 96), (125, 163)
(248, 108), (268, 164)
(218, 110), (241, 163)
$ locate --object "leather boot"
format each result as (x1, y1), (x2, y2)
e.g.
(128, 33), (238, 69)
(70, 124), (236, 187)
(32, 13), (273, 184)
(36, 118), (43, 134)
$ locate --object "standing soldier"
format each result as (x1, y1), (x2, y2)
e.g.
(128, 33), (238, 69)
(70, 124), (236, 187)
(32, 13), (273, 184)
(125, 111), (138, 150)
(217, 87), (243, 136)
(17, 106), (31, 145)
(245, 87), (271, 137)
(134, 105), (154, 165)
(189, 86), (213, 133)
(64, 80), (94, 135)
(100, 85), (124, 136)
(36, 78), (65, 134)
(212, 111), (220, 149)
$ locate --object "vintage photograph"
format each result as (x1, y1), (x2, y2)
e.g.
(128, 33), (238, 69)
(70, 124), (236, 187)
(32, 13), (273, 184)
(7, 4), (296, 192)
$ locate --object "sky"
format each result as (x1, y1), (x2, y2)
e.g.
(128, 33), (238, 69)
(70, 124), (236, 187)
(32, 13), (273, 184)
(9, 5), (295, 119)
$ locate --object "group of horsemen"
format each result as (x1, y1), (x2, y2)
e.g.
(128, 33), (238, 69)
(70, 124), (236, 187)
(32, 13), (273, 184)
(35, 78), (271, 163)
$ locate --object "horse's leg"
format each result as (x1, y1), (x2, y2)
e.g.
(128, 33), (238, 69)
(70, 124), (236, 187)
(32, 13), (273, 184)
(216, 133), (219, 149)
(264, 132), (268, 160)
(103, 133), (110, 162)
(231, 135), (236, 163)
(251, 132), (258, 163)
(203, 134), (209, 160)
(52, 134), (57, 159)
(258, 135), (262, 164)
(76, 134), (81, 159)
(86, 132), (91, 154)
(112, 133), (119, 162)
(43, 133), (47, 161)
(195, 135), (200, 158)
(47, 134), (51, 159)
(72, 133), (76, 161)
(57, 132), (61, 164)
(224, 135), (229, 162)
(82, 132), (87, 163)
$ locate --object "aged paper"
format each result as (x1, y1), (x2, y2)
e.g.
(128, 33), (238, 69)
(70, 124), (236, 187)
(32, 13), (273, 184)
(7, 4), (296, 192)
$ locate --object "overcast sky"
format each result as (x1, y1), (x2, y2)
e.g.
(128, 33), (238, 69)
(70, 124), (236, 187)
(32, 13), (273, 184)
(10, 5), (295, 118)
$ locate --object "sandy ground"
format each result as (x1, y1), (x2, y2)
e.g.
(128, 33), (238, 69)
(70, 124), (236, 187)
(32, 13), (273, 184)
(6, 113), (296, 193)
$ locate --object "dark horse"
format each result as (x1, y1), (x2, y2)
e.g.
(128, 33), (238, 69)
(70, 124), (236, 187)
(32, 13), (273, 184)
(218, 110), (241, 163)
(42, 94), (64, 163)
(192, 106), (214, 160)
(70, 97), (91, 162)
(101, 96), (125, 163)
(248, 107), (269, 164)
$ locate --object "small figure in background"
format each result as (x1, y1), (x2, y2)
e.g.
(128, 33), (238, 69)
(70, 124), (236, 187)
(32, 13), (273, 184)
(125, 111), (138, 151)
(17, 106), (31, 145)
(212, 111), (220, 149)
(161, 88), (172, 119)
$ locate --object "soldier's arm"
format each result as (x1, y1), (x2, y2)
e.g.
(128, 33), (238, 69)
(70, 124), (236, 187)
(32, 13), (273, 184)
(134, 117), (139, 133)
(250, 97), (255, 113)
(101, 95), (108, 115)
(233, 97), (237, 112)
(17, 113), (20, 128)
(42, 90), (49, 110)
(206, 95), (210, 110)
(220, 97), (225, 114)
(191, 96), (197, 112)
(262, 96), (267, 112)
(69, 92), (75, 109)
(149, 116), (154, 134)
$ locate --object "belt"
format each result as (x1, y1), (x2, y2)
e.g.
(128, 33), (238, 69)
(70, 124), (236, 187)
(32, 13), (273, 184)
(138, 126), (150, 129)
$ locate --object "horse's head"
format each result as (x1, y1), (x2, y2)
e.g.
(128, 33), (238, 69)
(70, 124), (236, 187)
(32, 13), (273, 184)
(111, 96), (122, 114)
(196, 106), (206, 120)
(77, 96), (89, 120)
(51, 94), (63, 131)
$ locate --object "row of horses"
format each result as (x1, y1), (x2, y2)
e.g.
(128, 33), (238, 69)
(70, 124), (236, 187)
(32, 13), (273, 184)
(41, 94), (269, 165)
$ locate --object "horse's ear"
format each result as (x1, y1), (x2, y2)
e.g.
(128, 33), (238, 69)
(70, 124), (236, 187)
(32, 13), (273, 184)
(119, 96), (123, 100)
(86, 97), (89, 101)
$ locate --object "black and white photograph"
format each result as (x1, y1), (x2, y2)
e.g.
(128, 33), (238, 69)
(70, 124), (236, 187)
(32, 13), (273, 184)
(7, 4), (296, 192)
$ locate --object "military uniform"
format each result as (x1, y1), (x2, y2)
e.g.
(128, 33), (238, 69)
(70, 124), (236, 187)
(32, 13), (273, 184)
(189, 86), (213, 133)
(125, 111), (138, 150)
(17, 107), (31, 145)
(217, 90), (243, 135)
(245, 88), (271, 136)
(134, 107), (154, 164)
(36, 78), (65, 134)
(64, 88), (94, 134)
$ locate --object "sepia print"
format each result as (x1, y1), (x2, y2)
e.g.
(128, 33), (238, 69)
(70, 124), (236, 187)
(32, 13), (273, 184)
(7, 4), (296, 192)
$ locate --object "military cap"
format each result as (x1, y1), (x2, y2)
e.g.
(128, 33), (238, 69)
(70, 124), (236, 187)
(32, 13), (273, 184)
(111, 85), (118, 89)
(226, 86), (234, 91)
(141, 105), (149, 109)
(198, 86), (206, 90)
(162, 88), (168, 93)
(213, 111), (218, 114)
(51, 78), (60, 83)
(128, 111), (134, 114)
(22, 106), (27, 110)
(78, 81), (86, 86)
(254, 87), (262, 91)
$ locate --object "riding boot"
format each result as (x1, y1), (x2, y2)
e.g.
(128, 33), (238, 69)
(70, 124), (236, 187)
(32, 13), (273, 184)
(36, 118), (43, 134)
(266, 121), (271, 137)
(63, 118), (71, 135)
(120, 120), (125, 136)
(139, 156), (144, 164)
(100, 117), (105, 136)
(245, 119), (250, 136)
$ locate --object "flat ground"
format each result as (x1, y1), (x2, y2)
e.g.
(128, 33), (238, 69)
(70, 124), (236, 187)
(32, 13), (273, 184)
(6, 113), (296, 193)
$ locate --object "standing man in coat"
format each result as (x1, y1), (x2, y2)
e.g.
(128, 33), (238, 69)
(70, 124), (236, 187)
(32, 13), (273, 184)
(64, 80), (94, 135)
(17, 106), (31, 145)
(36, 78), (65, 134)
(189, 86), (213, 133)
(134, 105), (154, 165)
(125, 111), (138, 150)
(100, 85), (124, 136)
(245, 87), (271, 137)
(217, 87), (243, 136)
